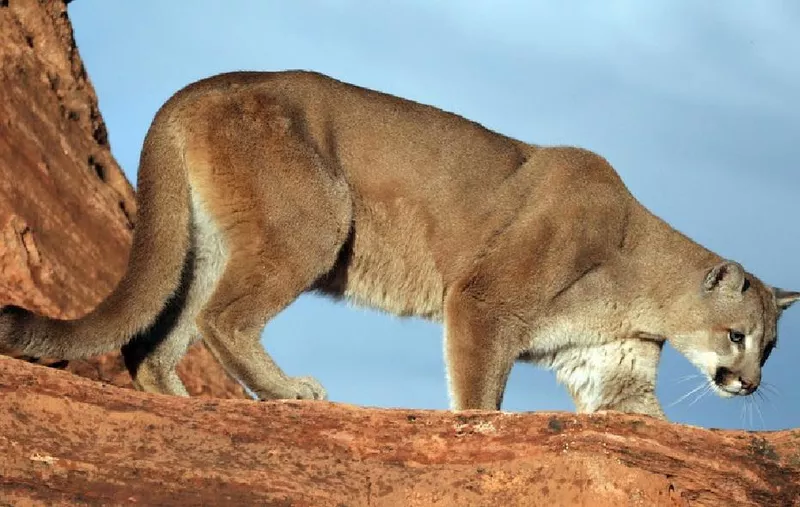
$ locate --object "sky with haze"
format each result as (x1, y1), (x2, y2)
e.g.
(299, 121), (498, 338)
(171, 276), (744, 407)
(68, 1), (800, 430)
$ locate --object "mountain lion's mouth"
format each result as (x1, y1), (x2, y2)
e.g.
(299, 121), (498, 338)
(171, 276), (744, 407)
(712, 367), (757, 397)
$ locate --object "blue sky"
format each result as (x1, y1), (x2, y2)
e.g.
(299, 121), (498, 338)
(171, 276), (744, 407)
(69, 1), (800, 430)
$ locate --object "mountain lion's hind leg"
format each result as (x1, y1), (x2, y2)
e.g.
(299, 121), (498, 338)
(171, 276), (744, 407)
(122, 240), (218, 397)
(192, 105), (351, 401)
(124, 335), (192, 397)
(197, 246), (335, 401)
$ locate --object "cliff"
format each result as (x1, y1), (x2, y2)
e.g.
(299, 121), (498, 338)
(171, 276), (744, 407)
(0, 0), (134, 316)
(0, 0), (246, 397)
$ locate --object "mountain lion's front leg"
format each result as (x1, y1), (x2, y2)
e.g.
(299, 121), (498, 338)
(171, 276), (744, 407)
(443, 285), (524, 411)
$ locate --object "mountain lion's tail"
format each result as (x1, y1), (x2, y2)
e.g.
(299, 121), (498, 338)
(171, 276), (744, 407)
(12, 104), (191, 359)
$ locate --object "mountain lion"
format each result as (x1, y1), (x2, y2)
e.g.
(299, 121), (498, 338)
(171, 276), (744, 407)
(1, 70), (797, 419)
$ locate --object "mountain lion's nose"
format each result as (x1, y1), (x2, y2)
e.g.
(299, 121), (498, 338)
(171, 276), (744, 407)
(739, 377), (757, 394)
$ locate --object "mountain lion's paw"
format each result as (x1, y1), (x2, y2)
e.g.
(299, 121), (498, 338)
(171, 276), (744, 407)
(290, 376), (328, 401)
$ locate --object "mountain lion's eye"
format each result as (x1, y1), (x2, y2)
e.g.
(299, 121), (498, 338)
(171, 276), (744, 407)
(728, 330), (745, 344)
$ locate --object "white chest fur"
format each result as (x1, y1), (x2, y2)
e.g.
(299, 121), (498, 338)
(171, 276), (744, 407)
(524, 320), (661, 412)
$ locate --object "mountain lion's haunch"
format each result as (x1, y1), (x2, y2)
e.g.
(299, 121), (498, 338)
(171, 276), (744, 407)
(2, 71), (797, 418)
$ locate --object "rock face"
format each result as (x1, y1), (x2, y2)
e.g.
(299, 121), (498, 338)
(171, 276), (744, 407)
(1, 358), (799, 506)
(0, 0), (135, 316)
(0, 0), (246, 399)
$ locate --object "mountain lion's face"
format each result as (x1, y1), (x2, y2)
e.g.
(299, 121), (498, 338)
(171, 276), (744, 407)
(669, 261), (799, 398)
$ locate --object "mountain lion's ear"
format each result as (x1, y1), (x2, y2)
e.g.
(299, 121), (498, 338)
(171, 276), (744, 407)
(703, 261), (746, 294)
(774, 287), (800, 311)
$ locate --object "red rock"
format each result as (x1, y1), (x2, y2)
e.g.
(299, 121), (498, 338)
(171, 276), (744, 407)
(1, 357), (798, 506)
(0, 0), (245, 399)
(0, 0), (135, 316)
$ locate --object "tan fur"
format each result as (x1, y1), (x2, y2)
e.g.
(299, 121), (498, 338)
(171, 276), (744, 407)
(1, 70), (798, 416)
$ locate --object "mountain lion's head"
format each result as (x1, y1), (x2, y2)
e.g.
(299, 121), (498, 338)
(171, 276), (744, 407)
(668, 261), (799, 398)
